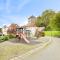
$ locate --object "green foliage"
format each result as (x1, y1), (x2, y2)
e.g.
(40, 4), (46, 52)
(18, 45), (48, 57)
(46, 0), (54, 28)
(35, 16), (41, 27)
(35, 30), (45, 38)
(36, 9), (60, 31)
(0, 35), (16, 42)
(3, 36), (9, 41)
(49, 12), (60, 31)
(36, 16), (46, 27)
(8, 34), (16, 39)
(45, 26), (52, 31)
(36, 9), (55, 28)
(0, 36), (9, 42)
(0, 28), (2, 32)
(41, 9), (55, 27)
(45, 31), (60, 37)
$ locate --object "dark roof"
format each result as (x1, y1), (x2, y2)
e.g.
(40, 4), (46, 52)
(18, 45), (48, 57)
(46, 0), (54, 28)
(16, 27), (23, 29)
(28, 15), (36, 19)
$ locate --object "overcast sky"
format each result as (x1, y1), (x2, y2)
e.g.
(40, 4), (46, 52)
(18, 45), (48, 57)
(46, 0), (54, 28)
(0, 0), (60, 27)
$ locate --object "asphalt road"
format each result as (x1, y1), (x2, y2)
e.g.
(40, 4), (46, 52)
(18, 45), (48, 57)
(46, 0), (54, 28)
(23, 37), (60, 60)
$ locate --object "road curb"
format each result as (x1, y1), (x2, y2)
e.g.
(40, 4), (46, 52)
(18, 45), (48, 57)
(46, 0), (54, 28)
(10, 39), (52, 60)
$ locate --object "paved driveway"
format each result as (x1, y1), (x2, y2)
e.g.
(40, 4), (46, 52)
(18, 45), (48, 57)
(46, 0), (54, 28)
(23, 37), (60, 60)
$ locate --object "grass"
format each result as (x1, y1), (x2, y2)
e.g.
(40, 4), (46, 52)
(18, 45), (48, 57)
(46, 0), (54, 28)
(44, 31), (60, 37)
(0, 43), (38, 60)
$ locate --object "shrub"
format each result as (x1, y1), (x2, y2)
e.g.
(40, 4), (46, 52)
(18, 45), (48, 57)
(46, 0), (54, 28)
(0, 34), (16, 42)
(8, 34), (16, 39)
(3, 36), (9, 41)
(0, 36), (9, 42)
(35, 31), (45, 38)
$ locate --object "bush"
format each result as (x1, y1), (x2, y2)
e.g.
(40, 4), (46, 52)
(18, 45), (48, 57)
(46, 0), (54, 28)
(8, 34), (16, 39)
(0, 35), (16, 42)
(35, 31), (45, 38)
(3, 36), (9, 41)
(0, 36), (9, 42)
(45, 26), (52, 31)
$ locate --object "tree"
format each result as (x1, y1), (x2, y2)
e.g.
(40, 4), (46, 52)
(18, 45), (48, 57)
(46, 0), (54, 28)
(35, 16), (42, 27)
(41, 9), (55, 27)
(0, 28), (2, 32)
(35, 9), (55, 28)
(49, 12), (60, 31)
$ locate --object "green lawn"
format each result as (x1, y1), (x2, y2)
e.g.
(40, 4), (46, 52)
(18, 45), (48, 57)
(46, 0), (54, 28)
(44, 31), (60, 37)
(0, 42), (38, 60)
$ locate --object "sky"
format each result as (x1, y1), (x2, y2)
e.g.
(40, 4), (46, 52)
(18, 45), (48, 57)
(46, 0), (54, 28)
(0, 0), (60, 27)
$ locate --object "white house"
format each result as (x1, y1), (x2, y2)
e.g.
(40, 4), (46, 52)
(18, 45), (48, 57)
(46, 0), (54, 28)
(2, 25), (8, 35)
(26, 27), (45, 37)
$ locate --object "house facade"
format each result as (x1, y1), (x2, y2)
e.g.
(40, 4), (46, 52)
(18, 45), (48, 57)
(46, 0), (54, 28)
(7, 23), (20, 35)
(2, 25), (8, 35)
